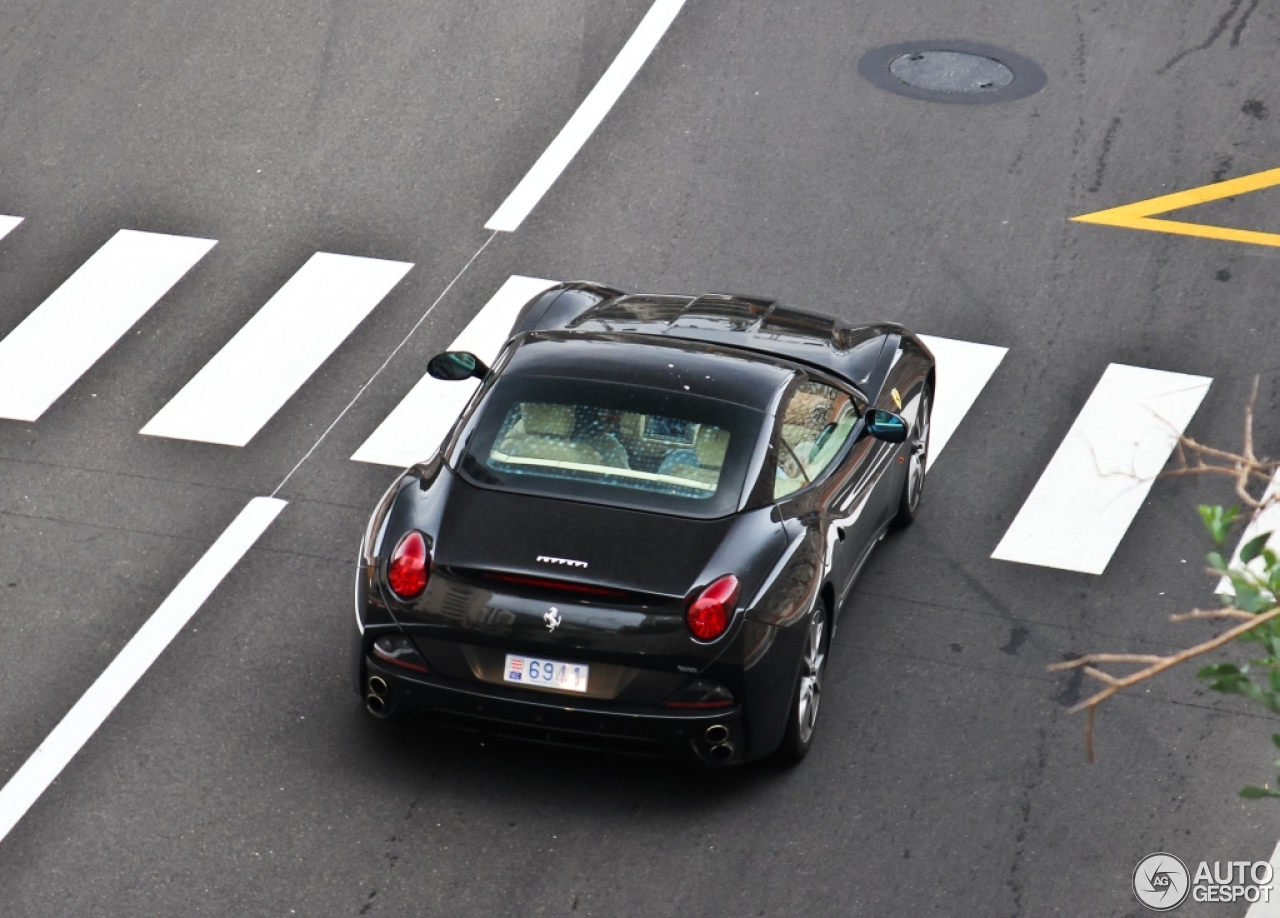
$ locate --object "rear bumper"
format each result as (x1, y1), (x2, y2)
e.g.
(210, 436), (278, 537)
(361, 654), (748, 765)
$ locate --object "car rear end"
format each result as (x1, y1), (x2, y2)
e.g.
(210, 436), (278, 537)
(353, 336), (799, 764)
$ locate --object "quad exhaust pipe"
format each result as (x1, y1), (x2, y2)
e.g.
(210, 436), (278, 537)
(707, 741), (734, 763)
(366, 675), (389, 717)
(704, 724), (733, 763)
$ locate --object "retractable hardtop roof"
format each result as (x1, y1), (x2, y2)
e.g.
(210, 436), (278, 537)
(502, 332), (794, 412)
(562, 292), (900, 395)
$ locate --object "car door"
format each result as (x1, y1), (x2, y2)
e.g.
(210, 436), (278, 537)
(772, 376), (877, 605)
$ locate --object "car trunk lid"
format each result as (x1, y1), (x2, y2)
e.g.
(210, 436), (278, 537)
(432, 479), (732, 599)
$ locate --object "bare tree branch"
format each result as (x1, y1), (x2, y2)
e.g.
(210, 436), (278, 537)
(1243, 376), (1259, 467)
(1050, 654), (1165, 668)
(1054, 606), (1280, 761)
(1170, 608), (1255, 622)
(1081, 666), (1121, 686)
(1050, 378), (1280, 762)
(1162, 377), (1277, 510)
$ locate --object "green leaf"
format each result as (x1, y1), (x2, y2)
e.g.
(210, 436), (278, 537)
(1239, 785), (1280, 799)
(1241, 532), (1273, 564)
(1206, 673), (1248, 693)
(1272, 734), (1280, 750)
(1207, 551), (1229, 573)
(1199, 504), (1217, 535)
(1198, 663), (1242, 678)
(1210, 679), (1245, 694)
(1233, 680), (1280, 715)
(1231, 583), (1271, 614)
(1201, 505), (1241, 546)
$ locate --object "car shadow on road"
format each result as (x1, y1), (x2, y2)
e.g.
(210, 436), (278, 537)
(337, 701), (799, 818)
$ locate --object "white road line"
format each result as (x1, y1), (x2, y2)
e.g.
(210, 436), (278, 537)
(1245, 840), (1280, 917)
(991, 364), (1212, 575)
(0, 230), (215, 422)
(916, 335), (1007, 470)
(141, 253), (412, 447)
(0, 496), (285, 846)
(351, 275), (557, 468)
(484, 0), (686, 232)
(0, 215), (22, 241)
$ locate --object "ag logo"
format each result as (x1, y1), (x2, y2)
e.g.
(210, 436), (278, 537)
(1133, 852), (1190, 911)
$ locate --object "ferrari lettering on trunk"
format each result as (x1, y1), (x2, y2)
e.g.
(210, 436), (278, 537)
(536, 555), (588, 568)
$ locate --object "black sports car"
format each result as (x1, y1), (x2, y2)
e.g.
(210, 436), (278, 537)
(353, 283), (935, 765)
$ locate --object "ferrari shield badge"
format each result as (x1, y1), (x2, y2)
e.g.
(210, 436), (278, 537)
(891, 388), (903, 410)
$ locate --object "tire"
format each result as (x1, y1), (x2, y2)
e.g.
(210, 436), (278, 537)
(891, 384), (931, 529)
(774, 603), (828, 764)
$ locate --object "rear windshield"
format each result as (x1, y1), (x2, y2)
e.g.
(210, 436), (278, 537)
(457, 375), (765, 518)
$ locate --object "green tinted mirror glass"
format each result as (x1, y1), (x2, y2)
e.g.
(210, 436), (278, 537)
(427, 351), (485, 381)
(865, 409), (908, 443)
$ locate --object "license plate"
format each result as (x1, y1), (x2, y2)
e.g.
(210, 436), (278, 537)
(503, 654), (589, 694)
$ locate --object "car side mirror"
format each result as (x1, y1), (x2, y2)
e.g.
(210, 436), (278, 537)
(427, 351), (489, 381)
(865, 409), (908, 443)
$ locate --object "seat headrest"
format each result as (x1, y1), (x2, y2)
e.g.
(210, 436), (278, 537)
(784, 390), (826, 427)
(521, 403), (575, 436)
(694, 425), (730, 468)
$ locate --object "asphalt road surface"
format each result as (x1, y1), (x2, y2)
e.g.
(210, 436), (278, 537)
(2, 1), (1280, 915)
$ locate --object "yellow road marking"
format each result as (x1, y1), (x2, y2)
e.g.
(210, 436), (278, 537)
(1072, 166), (1280, 247)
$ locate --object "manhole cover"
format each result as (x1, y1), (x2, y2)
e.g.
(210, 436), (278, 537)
(889, 51), (1014, 93)
(859, 41), (1046, 105)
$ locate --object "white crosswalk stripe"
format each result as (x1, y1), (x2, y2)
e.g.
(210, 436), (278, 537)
(1245, 840), (1280, 917)
(916, 335), (1006, 471)
(0, 215), (22, 241)
(0, 229), (215, 422)
(991, 364), (1213, 575)
(142, 253), (412, 447)
(351, 275), (556, 467)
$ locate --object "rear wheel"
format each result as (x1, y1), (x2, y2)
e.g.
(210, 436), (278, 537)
(775, 603), (827, 763)
(892, 384), (931, 528)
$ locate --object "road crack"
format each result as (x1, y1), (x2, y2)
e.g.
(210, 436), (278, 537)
(1158, 0), (1247, 73)
(1087, 116), (1121, 194)
(1230, 0), (1261, 46)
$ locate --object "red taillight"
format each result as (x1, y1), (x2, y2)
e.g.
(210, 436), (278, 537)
(387, 531), (430, 599)
(686, 574), (740, 641)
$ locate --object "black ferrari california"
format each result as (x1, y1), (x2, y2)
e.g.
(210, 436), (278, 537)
(353, 283), (935, 765)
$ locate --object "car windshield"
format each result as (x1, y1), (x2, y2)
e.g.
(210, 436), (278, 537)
(457, 375), (766, 518)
